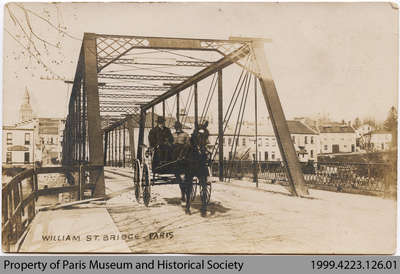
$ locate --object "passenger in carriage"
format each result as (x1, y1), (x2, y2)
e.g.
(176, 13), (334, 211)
(192, 120), (210, 147)
(148, 116), (173, 163)
(172, 121), (190, 160)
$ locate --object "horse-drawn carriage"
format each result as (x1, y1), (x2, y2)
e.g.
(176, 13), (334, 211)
(132, 127), (212, 215)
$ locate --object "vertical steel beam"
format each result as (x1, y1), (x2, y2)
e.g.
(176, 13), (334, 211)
(162, 101), (166, 120)
(176, 93), (180, 122)
(108, 131), (111, 165)
(103, 132), (108, 165)
(83, 33), (105, 197)
(194, 83), (198, 129)
(151, 106), (155, 128)
(251, 42), (308, 196)
(254, 76), (258, 186)
(118, 127), (121, 166)
(123, 124), (126, 168)
(111, 131), (114, 166)
(82, 79), (87, 162)
(127, 116), (136, 164)
(137, 110), (146, 161)
(77, 84), (81, 163)
(114, 129), (117, 166)
(218, 70), (224, 181)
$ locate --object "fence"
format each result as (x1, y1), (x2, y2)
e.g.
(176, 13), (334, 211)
(212, 160), (392, 194)
(1, 165), (103, 252)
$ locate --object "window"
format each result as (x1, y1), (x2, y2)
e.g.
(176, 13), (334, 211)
(228, 138), (232, 146)
(6, 133), (12, 145)
(242, 138), (246, 146)
(25, 133), (30, 145)
(305, 136), (308, 144)
(292, 136), (295, 144)
(264, 152), (269, 161)
(310, 150), (314, 158)
(258, 138), (262, 147)
(6, 152), (12, 164)
(311, 136), (314, 144)
(24, 152), (30, 164)
(271, 153), (275, 160)
(324, 145), (328, 150)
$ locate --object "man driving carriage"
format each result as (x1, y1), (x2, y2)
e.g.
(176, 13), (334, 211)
(148, 116), (173, 166)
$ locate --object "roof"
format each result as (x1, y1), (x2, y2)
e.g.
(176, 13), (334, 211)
(319, 125), (355, 133)
(364, 130), (392, 135)
(2, 126), (34, 131)
(287, 120), (318, 135)
(209, 120), (317, 136)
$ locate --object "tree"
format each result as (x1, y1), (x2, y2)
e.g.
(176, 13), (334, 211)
(362, 117), (377, 129)
(383, 106), (398, 148)
(353, 117), (361, 129)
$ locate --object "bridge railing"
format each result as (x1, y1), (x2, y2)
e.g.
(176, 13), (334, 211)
(1, 165), (103, 252)
(211, 160), (393, 196)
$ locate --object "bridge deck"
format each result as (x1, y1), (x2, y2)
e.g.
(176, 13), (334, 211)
(19, 167), (396, 254)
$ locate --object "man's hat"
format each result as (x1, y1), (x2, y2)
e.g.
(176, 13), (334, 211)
(174, 121), (182, 129)
(157, 116), (166, 123)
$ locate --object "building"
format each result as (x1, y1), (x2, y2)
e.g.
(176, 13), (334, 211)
(209, 120), (319, 163)
(2, 89), (66, 167)
(2, 125), (34, 166)
(355, 124), (374, 139)
(36, 118), (65, 165)
(319, 124), (356, 154)
(363, 130), (392, 151)
(19, 88), (33, 122)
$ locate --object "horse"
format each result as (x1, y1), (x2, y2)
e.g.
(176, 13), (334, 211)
(177, 127), (211, 216)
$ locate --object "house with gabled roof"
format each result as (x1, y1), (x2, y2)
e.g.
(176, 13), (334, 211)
(318, 124), (356, 154)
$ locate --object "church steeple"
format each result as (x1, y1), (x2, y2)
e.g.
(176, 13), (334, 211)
(19, 87), (33, 122)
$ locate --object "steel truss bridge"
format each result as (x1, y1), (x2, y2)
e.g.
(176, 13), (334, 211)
(61, 32), (309, 198)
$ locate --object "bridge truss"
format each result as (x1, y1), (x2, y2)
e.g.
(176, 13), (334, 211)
(62, 33), (309, 197)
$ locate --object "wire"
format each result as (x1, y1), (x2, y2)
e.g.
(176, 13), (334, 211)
(199, 72), (217, 124)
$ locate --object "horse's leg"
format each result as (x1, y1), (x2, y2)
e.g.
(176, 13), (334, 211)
(185, 175), (193, 215)
(177, 174), (185, 203)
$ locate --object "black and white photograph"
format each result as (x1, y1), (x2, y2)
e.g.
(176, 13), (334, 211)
(1, 2), (398, 254)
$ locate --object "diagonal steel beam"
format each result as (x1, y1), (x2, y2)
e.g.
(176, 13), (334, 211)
(251, 42), (309, 197)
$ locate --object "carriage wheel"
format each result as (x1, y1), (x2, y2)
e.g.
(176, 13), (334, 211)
(133, 159), (141, 203)
(142, 163), (151, 207)
(190, 177), (198, 202)
(200, 176), (212, 206)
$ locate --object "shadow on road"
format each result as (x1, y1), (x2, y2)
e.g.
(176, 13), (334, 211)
(164, 197), (231, 217)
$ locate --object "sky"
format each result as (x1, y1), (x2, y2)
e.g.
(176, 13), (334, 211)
(2, 2), (398, 125)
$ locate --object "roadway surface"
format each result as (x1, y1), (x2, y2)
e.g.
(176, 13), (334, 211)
(19, 167), (396, 254)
